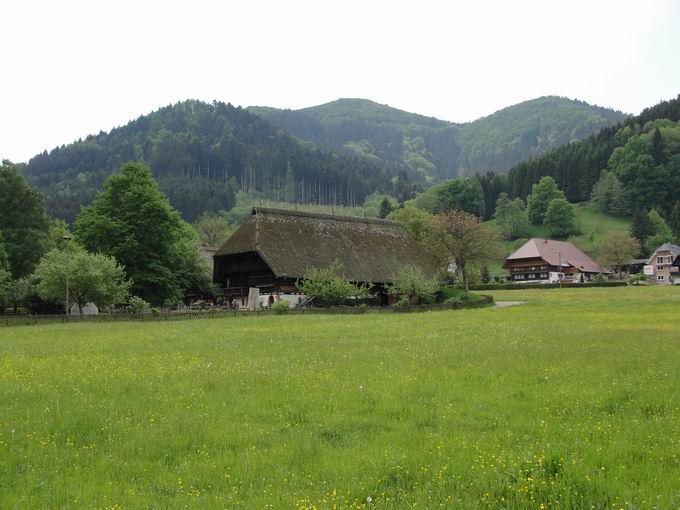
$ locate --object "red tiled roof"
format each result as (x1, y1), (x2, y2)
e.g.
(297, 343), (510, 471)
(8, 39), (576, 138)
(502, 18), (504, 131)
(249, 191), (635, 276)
(505, 238), (609, 273)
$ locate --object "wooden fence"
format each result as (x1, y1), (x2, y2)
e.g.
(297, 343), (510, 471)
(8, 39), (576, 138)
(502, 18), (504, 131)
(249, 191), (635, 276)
(0, 296), (493, 328)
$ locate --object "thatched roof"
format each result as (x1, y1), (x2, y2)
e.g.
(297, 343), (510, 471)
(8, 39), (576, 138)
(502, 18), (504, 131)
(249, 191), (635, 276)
(214, 208), (439, 283)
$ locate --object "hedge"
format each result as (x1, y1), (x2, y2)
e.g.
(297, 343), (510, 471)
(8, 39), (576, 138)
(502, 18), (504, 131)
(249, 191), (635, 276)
(468, 281), (628, 291)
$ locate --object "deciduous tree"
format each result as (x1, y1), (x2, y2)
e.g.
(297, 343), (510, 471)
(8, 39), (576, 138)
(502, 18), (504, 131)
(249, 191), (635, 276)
(75, 162), (209, 305)
(392, 206), (432, 243)
(543, 197), (577, 238)
(494, 193), (529, 239)
(0, 160), (49, 277)
(426, 210), (503, 291)
(195, 212), (234, 247)
(527, 176), (566, 224)
(35, 249), (130, 315)
(599, 232), (640, 279)
(590, 170), (629, 216)
(645, 209), (674, 253)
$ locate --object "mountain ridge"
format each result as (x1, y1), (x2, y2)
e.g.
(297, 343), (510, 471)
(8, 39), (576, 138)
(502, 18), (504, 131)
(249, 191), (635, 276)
(249, 96), (626, 180)
(20, 95), (627, 224)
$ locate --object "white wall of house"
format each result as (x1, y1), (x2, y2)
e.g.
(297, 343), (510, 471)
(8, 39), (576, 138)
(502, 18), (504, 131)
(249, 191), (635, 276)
(645, 250), (678, 285)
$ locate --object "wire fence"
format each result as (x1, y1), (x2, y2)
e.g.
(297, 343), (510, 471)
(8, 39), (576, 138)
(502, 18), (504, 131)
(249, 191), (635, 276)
(0, 296), (493, 328)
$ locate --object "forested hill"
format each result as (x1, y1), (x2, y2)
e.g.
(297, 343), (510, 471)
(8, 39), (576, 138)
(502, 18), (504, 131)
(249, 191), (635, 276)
(506, 94), (680, 210)
(249, 97), (626, 181)
(23, 101), (394, 223)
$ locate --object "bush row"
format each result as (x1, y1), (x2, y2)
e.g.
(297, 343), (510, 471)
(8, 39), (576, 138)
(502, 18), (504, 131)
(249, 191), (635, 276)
(468, 281), (628, 290)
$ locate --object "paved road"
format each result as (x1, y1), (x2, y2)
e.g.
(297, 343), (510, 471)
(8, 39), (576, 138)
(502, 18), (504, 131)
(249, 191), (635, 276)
(493, 301), (526, 309)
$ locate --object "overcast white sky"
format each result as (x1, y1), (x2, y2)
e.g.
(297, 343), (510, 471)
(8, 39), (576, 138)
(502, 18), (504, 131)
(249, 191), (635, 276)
(2, 0), (679, 163)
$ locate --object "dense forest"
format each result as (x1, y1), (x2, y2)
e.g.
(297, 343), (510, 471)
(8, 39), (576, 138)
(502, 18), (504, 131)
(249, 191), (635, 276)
(23, 101), (397, 223)
(506, 94), (680, 209)
(250, 96), (625, 181)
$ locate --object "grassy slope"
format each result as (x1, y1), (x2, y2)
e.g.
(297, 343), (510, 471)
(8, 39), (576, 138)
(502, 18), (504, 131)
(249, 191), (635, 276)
(1, 287), (679, 508)
(486, 202), (632, 277)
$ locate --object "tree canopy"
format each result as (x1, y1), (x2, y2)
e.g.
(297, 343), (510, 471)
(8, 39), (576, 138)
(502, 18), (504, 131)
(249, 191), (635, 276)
(426, 210), (502, 291)
(75, 162), (210, 305)
(494, 193), (529, 240)
(35, 248), (130, 315)
(598, 232), (640, 279)
(543, 197), (577, 238)
(527, 176), (566, 224)
(0, 161), (50, 278)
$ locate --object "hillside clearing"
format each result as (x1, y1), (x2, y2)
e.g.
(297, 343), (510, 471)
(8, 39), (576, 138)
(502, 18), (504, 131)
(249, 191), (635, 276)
(1, 287), (679, 508)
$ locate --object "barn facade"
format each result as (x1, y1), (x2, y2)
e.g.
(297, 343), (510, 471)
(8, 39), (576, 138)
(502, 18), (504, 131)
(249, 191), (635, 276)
(213, 208), (439, 306)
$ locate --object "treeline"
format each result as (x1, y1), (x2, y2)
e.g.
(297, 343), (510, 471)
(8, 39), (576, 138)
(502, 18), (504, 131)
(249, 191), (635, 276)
(24, 101), (400, 223)
(1, 160), (213, 312)
(507, 94), (680, 204)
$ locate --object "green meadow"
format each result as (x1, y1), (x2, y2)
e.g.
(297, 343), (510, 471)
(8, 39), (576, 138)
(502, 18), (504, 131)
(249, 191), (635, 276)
(1, 287), (679, 509)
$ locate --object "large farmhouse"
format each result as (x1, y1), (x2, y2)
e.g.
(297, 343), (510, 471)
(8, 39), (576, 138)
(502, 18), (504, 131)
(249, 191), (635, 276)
(643, 243), (680, 284)
(213, 208), (439, 306)
(504, 238), (608, 283)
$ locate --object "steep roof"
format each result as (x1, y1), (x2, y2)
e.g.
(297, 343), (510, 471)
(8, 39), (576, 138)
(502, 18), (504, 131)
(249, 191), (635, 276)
(646, 243), (680, 264)
(214, 208), (440, 283)
(505, 238), (608, 273)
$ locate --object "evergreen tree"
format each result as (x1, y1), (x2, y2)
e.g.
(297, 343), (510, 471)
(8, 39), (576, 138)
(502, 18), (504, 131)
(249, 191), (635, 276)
(629, 209), (655, 256)
(669, 201), (680, 242)
(527, 176), (566, 224)
(75, 162), (210, 305)
(651, 127), (664, 165)
(378, 197), (393, 219)
(0, 160), (50, 277)
(284, 162), (295, 203)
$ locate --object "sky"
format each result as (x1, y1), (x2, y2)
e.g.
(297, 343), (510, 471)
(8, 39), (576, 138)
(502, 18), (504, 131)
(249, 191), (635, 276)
(2, 0), (679, 163)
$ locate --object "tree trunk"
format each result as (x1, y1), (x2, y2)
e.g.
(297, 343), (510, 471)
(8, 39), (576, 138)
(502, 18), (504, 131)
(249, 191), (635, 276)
(462, 265), (469, 292)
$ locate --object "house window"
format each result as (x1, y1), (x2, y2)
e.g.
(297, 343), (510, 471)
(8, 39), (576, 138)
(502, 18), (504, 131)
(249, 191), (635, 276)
(657, 256), (664, 264)
(528, 274), (536, 279)
(669, 256), (674, 263)
(657, 275), (665, 281)
(540, 273), (548, 279)
(657, 266), (664, 271)
(513, 275), (523, 280)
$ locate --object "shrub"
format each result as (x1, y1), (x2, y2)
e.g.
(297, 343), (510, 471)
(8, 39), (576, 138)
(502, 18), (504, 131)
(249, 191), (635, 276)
(468, 281), (627, 290)
(628, 273), (646, 286)
(127, 296), (151, 314)
(270, 300), (291, 314)
(388, 265), (440, 305)
(297, 260), (372, 307)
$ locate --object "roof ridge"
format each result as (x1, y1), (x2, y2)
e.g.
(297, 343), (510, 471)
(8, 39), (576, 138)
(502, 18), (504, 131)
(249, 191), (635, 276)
(251, 207), (398, 226)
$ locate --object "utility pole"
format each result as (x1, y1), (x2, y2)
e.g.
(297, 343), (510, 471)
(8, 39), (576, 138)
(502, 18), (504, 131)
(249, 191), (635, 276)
(558, 251), (562, 289)
(63, 235), (72, 318)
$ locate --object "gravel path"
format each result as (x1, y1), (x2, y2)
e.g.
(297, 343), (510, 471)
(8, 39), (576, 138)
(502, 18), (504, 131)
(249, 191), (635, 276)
(493, 301), (526, 309)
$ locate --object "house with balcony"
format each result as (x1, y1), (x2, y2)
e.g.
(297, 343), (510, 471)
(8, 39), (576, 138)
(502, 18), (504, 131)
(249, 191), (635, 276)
(504, 238), (609, 284)
(643, 243), (680, 284)
(212, 207), (440, 307)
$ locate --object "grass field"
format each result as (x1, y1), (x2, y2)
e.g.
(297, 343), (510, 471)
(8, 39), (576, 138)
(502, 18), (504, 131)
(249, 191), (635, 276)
(1, 287), (679, 509)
